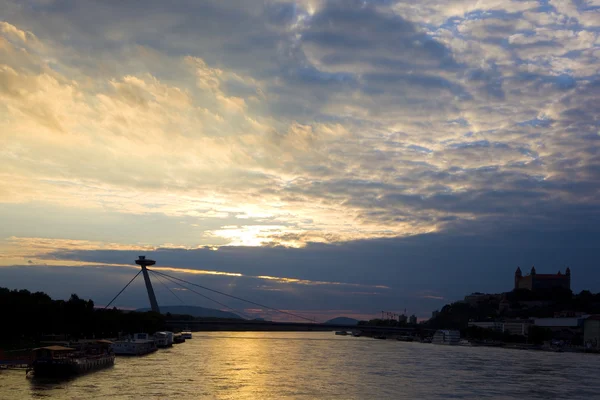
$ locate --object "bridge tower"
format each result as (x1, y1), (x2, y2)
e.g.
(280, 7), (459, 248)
(135, 256), (160, 313)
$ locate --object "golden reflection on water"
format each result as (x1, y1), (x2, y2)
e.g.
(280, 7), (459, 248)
(205, 333), (272, 398)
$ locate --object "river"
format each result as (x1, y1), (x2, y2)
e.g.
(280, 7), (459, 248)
(1, 332), (599, 399)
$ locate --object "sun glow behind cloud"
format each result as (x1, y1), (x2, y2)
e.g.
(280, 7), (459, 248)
(1, 0), (600, 316)
(0, 7), (518, 249)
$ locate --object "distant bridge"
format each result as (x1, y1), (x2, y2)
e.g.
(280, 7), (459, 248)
(166, 319), (433, 335)
(115, 257), (429, 336)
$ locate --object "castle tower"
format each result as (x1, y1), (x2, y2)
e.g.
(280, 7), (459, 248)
(530, 266), (536, 289)
(566, 267), (571, 289)
(135, 256), (160, 313)
(514, 267), (522, 290)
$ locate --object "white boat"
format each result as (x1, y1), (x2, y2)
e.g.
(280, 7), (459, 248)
(111, 333), (157, 355)
(164, 331), (174, 346)
(432, 330), (461, 345)
(154, 332), (170, 348)
(181, 330), (193, 339)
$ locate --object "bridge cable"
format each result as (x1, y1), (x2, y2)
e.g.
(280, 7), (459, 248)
(103, 270), (142, 310)
(149, 270), (185, 304)
(151, 270), (253, 319)
(148, 268), (317, 323)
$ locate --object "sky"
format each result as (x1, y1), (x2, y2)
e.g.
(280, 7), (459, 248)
(1, 0), (599, 321)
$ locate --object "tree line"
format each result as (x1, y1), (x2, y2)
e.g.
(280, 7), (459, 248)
(0, 287), (166, 346)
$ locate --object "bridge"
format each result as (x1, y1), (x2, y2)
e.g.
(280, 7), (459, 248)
(113, 256), (425, 335)
(166, 319), (428, 335)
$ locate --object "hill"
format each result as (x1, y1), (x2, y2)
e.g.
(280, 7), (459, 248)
(426, 288), (600, 331)
(136, 305), (243, 319)
(325, 317), (359, 326)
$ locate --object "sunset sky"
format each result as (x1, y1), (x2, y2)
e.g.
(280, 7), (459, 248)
(1, 0), (599, 320)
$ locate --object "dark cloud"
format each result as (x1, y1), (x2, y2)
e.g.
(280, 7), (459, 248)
(5, 214), (599, 319)
(302, 0), (453, 67)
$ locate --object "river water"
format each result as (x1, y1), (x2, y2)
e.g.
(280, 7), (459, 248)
(1, 332), (599, 399)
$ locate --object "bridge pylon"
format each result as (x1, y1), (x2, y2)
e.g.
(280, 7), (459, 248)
(135, 256), (160, 313)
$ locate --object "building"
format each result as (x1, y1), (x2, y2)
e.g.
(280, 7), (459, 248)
(584, 316), (600, 349)
(468, 321), (503, 332)
(554, 311), (587, 318)
(534, 316), (588, 342)
(498, 295), (511, 312)
(468, 321), (531, 336)
(534, 316), (588, 329)
(514, 266), (571, 291)
(503, 321), (531, 336)
(408, 315), (417, 325)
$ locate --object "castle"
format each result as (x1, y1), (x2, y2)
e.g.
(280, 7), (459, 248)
(514, 266), (571, 291)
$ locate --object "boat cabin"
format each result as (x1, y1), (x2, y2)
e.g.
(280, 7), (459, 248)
(32, 346), (76, 361)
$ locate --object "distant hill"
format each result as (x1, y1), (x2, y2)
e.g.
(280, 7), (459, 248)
(325, 317), (359, 326)
(136, 305), (243, 319)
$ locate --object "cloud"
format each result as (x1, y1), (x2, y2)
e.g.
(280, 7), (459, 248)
(420, 295), (445, 301)
(0, 21), (39, 45)
(3, 220), (600, 319)
(1, 0), (600, 316)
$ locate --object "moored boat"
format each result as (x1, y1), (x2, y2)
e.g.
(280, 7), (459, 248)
(432, 330), (461, 345)
(154, 332), (170, 348)
(112, 333), (157, 356)
(28, 341), (114, 377)
(173, 333), (185, 344)
(181, 330), (193, 340)
(164, 332), (174, 346)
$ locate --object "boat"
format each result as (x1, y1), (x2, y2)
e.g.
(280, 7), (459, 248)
(154, 332), (170, 348)
(351, 331), (361, 337)
(28, 341), (114, 377)
(335, 331), (348, 336)
(173, 333), (185, 344)
(164, 332), (174, 346)
(432, 330), (461, 345)
(111, 333), (157, 356)
(181, 330), (193, 340)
